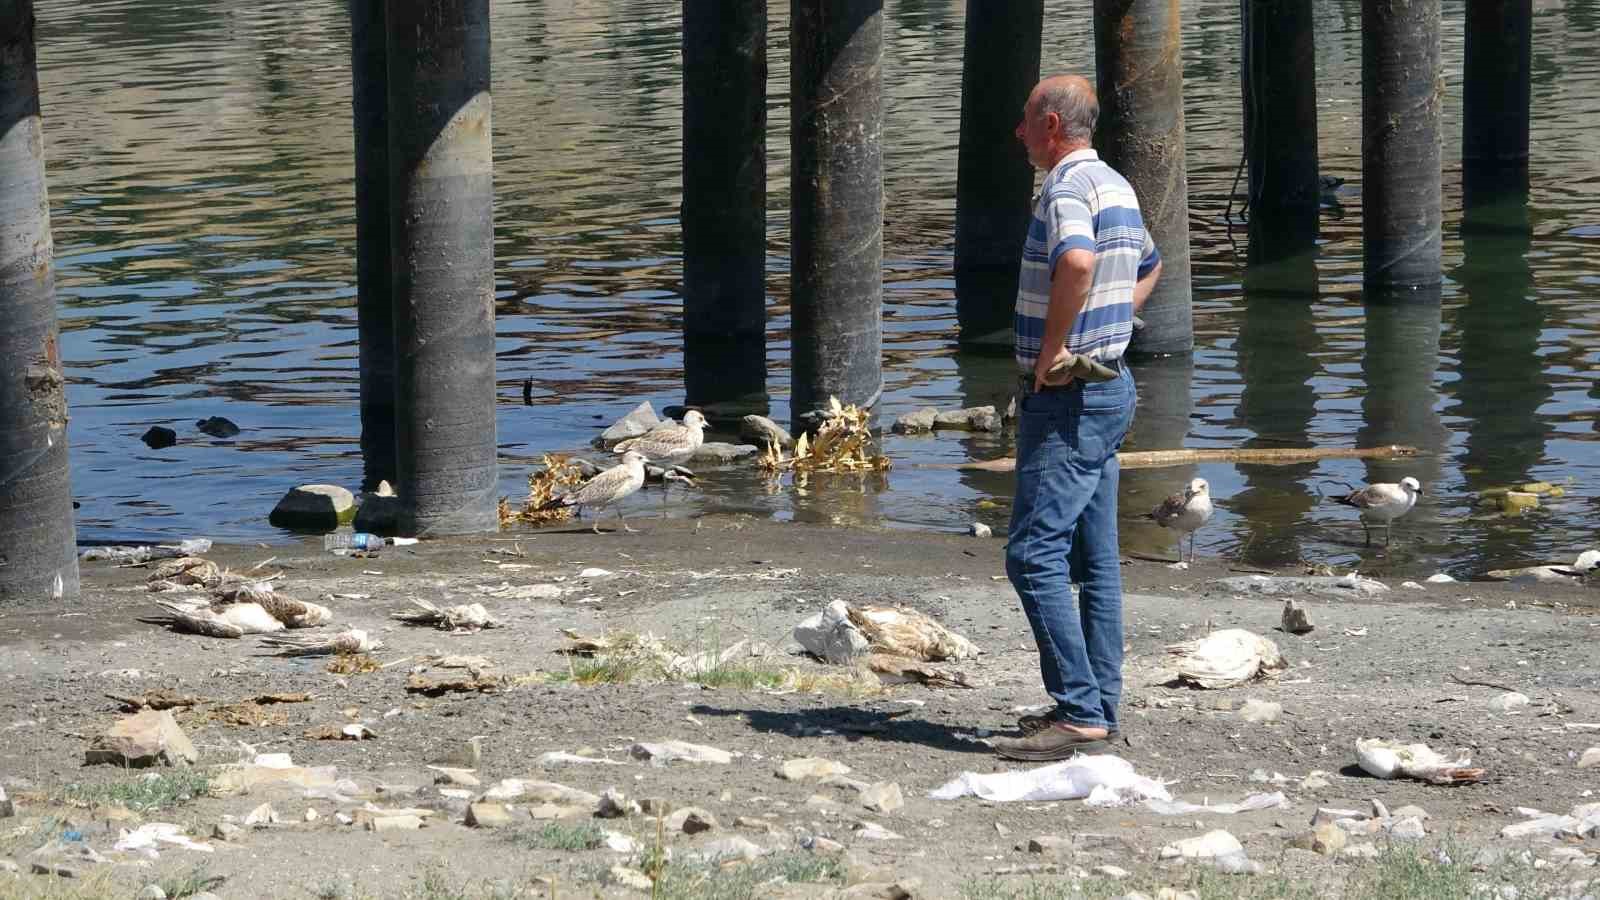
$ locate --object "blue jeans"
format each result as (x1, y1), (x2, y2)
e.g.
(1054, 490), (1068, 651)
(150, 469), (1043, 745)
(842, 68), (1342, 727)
(1005, 369), (1135, 730)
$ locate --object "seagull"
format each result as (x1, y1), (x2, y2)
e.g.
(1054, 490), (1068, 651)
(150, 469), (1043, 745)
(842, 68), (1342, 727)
(541, 450), (647, 533)
(1150, 477), (1213, 564)
(615, 410), (707, 467)
(1332, 476), (1420, 547)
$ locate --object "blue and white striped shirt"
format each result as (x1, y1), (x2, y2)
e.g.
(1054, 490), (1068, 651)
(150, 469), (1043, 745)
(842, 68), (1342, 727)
(1013, 149), (1160, 373)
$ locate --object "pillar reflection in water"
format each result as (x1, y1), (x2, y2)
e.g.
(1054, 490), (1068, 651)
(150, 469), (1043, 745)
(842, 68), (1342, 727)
(1231, 236), (1322, 566)
(1453, 188), (1547, 565)
(1122, 356), (1195, 561)
(949, 350), (1023, 532)
(1355, 293), (1448, 555)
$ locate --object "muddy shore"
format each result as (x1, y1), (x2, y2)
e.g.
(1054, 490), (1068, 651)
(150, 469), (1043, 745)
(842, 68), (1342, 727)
(2, 516), (1597, 899)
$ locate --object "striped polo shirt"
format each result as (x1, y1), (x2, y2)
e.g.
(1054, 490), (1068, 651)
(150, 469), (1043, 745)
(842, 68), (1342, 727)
(1014, 148), (1160, 373)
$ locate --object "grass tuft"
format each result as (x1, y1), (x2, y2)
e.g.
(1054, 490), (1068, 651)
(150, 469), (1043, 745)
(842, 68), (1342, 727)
(503, 822), (607, 852)
(644, 851), (845, 900)
(63, 770), (211, 811)
(159, 865), (226, 899)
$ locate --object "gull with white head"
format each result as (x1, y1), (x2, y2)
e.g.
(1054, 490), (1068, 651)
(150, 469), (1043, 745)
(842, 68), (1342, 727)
(1332, 476), (1420, 548)
(542, 451), (648, 533)
(1150, 477), (1213, 564)
(615, 410), (707, 467)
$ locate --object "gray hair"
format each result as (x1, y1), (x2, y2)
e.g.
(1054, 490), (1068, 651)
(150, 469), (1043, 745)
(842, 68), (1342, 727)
(1036, 79), (1099, 143)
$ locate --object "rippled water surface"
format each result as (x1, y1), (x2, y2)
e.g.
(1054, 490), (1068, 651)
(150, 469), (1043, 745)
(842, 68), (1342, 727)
(36, 0), (1600, 576)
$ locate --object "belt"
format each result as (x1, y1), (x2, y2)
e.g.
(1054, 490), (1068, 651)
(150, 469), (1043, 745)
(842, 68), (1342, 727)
(1017, 356), (1125, 394)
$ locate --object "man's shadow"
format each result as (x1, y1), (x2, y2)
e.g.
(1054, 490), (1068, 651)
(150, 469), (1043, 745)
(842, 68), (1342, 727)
(690, 703), (995, 757)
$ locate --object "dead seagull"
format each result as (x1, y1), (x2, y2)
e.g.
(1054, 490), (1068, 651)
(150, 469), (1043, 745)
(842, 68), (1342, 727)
(615, 410), (706, 467)
(1151, 477), (1213, 564)
(541, 450), (647, 533)
(1332, 476), (1420, 547)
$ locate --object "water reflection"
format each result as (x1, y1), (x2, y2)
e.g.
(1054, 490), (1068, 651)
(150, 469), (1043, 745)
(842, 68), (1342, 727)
(1122, 357), (1195, 561)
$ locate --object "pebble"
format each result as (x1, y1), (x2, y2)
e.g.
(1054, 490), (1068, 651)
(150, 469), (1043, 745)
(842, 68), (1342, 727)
(1426, 572), (1457, 583)
(1389, 816), (1427, 840)
(1290, 824), (1347, 856)
(1577, 747), (1600, 769)
(428, 766), (480, 788)
(859, 782), (904, 815)
(778, 757), (852, 781)
(244, 803), (278, 827)
(854, 821), (904, 841)
(367, 814), (423, 832)
(807, 835), (846, 854)
(1298, 773), (1331, 792)
(1391, 804), (1430, 821)
(138, 886), (168, 900)
(1488, 691), (1532, 713)
(1370, 798), (1390, 820)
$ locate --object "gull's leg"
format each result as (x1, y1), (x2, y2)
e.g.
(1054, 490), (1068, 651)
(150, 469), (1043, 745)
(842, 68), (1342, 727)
(617, 507), (638, 534)
(1361, 520), (1371, 547)
(1384, 522), (1392, 548)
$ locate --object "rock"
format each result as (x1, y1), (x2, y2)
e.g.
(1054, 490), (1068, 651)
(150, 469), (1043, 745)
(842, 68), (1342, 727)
(630, 740), (733, 766)
(968, 522), (992, 538)
(85, 710), (197, 768)
(211, 822), (242, 842)
(820, 774), (873, 794)
(602, 830), (639, 853)
(269, 483), (356, 530)
(353, 488), (401, 533)
(1389, 816), (1427, 840)
(465, 802), (511, 829)
(196, 416), (240, 438)
(304, 808), (319, 822)
(1211, 850), (1263, 875)
(778, 757), (853, 781)
(138, 885), (168, 900)
(853, 821), (903, 841)
(367, 814), (424, 832)
(1298, 773), (1331, 792)
(740, 415), (793, 449)
(427, 766), (480, 788)
(1426, 572), (1457, 583)
(244, 802), (278, 827)
(1576, 748), (1600, 769)
(1160, 829), (1244, 860)
(1342, 843), (1381, 860)
(639, 797), (674, 816)
(605, 865), (654, 891)
(691, 836), (766, 863)
(0, 784), (11, 818)
(596, 788), (640, 819)
(1239, 699), (1282, 724)
(859, 782), (904, 815)
(1391, 804), (1430, 821)
(1214, 574), (1389, 599)
(527, 802), (591, 821)
(1502, 815), (1580, 840)
(841, 883), (918, 900)
(140, 426), (177, 450)
(793, 600), (871, 664)
(1370, 798), (1390, 820)
(734, 816), (783, 835)
(482, 779), (600, 807)
(933, 406), (1001, 432)
(1498, 491), (1540, 515)
(1280, 599), (1313, 634)
(596, 401), (660, 447)
(1028, 835), (1074, 857)
(1095, 865), (1130, 879)
(692, 442), (759, 463)
(1290, 824), (1347, 856)
(808, 835), (845, 854)
(892, 407), (938, 434)
(666, 807), (718, 834)
(1488, 691), (1532, 713)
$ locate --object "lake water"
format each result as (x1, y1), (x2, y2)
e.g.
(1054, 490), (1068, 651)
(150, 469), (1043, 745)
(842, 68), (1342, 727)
(35, 0), (1600, 577)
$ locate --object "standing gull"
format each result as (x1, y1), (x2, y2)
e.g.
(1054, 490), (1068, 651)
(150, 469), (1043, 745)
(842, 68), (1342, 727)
(1332, 476), (1420, 547)
(541, 451), (648, 533)
(1150, 477), (1213, 564)
(615, 410), (707, 466)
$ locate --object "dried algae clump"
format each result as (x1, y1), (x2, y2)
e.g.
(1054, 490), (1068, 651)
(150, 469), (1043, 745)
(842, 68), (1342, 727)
(500, 454), (592, 526)
(759, 396), (891, 485)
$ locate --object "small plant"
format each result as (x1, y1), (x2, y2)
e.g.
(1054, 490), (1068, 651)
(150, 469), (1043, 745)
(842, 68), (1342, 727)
(505, 822), (606, 852)
(63, 770), (211, 811)
(159, 865), (226, 899)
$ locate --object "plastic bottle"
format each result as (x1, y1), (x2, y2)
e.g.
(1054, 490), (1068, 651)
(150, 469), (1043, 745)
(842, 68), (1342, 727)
(323, 532), (385, 552)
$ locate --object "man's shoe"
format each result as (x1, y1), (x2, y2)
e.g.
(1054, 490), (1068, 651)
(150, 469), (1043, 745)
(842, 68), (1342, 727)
(991, 722), (1111, 761)
(1018, 713), (1122, 743)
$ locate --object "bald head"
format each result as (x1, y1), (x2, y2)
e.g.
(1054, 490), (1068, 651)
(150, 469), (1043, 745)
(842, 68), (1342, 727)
(1032, 75), (1099, 145)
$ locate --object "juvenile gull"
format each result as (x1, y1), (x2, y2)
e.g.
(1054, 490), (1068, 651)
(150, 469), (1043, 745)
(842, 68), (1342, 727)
(542, 450), (647, 533)
(1332, 476), (1420, 547)
(615, 410), (707, 466)
(1150, 477), (1212, 564)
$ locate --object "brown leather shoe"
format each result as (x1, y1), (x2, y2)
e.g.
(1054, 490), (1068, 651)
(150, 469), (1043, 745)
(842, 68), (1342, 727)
(991, 722), (1112, 761)
(1018, 713), (1122, 743)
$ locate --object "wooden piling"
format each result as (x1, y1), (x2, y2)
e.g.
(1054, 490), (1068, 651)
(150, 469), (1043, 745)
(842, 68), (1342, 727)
(682, 0), (768, 416)
(1362, 0), (1443, 295)
(0, 0), (80, 603)
(1093, 0), (1193, 356)
(790, 0), (884, 429)
(350, 0), (395, 492)
(1463, 0), (1532, 210)
(953, 0), (1042, 349)
(385, 0), (498, 535)
(1242, 0), (1319, 259)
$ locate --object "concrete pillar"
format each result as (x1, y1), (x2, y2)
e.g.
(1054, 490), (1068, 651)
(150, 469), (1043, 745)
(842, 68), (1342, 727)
(1463, 0), (1532, 209)
(1362, 0), (1442, 295)
(0, 0), (79, 603)
(953, 0), (1042, 349)
(385, 0), (498, 535)
(351, 0), (394, 491)
(1094, 0), (1193, 355)
(682, 0), (768, 418)
(1243, 0), (1319, 258)
(789, 0), (884, 429)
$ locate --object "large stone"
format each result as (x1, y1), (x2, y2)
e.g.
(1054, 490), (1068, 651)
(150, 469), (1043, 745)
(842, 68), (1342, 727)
(933, 406), (1001, 432)
(1576, 747), (1600, 769)
(140, 426), (177, 450)
(481, 779), (600, 807)
(691, 442), (760, 463)
(665, 807), (718, 834)
(891, 408), (938, 434)
(85, 710), (197, 768)
(596, 401), (659, 447)
(1289, 824), (1347, 856)
(1488, 692), (1531, 713)
(465, 802), (511, 829)
(195, 416), (240, 438)
(778, 757), (852, 782)
(630, 740), (733, 766)
(859, 782), (904, 815)
(268, 484), (356, 530)
(740, 415), (794, 449)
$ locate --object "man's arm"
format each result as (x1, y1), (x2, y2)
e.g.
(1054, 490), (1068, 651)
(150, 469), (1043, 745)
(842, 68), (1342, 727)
(1132, 260), (1162, 313)
(1033, 248), (1095, 391)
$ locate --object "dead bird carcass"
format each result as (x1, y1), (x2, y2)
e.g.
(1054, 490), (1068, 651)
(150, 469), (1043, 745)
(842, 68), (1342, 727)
(153, 583), (332, 638)
(261, 629), (382, 656)
(1356, 738), (1486, 785)
(391, 597), (502, 633)
(794, 600), (979, 664)
(1162, 628), (1287, 689)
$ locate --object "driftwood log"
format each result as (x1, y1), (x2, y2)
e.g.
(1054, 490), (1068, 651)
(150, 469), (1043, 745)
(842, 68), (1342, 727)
(918, 444), (1421, 474)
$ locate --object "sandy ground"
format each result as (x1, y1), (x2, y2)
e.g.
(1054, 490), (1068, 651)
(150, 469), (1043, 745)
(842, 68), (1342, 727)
(2, 516), (1598, 899)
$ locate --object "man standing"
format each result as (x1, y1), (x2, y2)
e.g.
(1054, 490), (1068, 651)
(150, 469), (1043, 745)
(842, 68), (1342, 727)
(990, 75), (1162, 761)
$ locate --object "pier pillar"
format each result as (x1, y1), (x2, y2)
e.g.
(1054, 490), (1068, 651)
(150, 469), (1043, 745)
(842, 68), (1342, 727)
(682, 0), (768, 417)
(0, 0), (79, 603)
(351, 0), (395, 491)
(1093, 0), (1193, 356)
(385, 0), (498, 535)
(953, 0), (1042, 350)
(1242, 0), (1319, 259)
(1362, 0), (1442, 295)
(790, 0), (884, 429)
(1463, 0), (1531, 209)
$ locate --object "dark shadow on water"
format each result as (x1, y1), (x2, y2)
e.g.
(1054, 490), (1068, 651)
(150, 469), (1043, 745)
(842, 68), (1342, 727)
(690, 704), (994, 756)
(1122, 356), (1194, 561)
